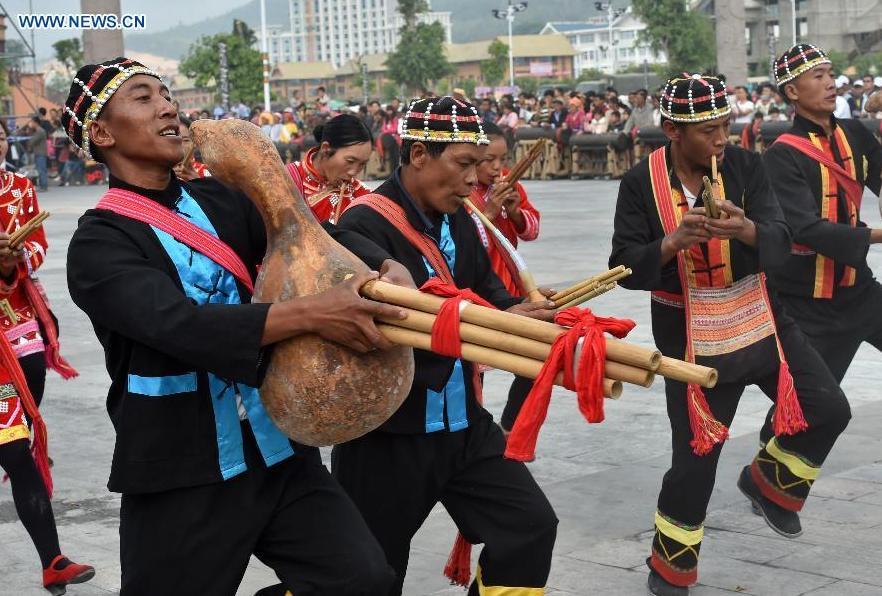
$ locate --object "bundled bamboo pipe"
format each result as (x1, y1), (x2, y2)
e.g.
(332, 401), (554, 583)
(551, 266), (626, 304)
(363, 281), (676, 378)
(556, 269), (632, 310)
(376, 323), (622, 398)
(502, 137), (546, 188)
(657, 356), (718, 388)
(9, 211), (49, 249)
(378, 307), (654, 388)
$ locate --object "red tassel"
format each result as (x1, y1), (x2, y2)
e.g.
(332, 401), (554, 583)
(45, 345), (78, 380)
(686, 384), (729, 456)
(443, 532), (473, 587)
(772, 360), (807, 436)
(22, 278), (78, 380)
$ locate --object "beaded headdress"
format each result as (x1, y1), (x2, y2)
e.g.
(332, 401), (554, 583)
(61, 57), (163, 159)
(399, 96), (489, 145)
(774, 44), (831, 88)
(659, 74), (731, 124)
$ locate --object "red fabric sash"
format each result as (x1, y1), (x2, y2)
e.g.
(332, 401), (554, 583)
(505, 307), (635, 462)
(0, 332), (52, 496)
(96, 188), (255, 293)
(774, 133), (864, 209)
(22, 278), (78, 379)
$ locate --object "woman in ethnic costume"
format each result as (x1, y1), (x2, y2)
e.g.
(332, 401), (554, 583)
(286, 113), (373, 224)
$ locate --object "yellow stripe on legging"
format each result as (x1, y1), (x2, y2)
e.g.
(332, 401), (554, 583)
(654, 511), (704, 546)
(766, 437), (820, 480)
(476, 565), (545, 595)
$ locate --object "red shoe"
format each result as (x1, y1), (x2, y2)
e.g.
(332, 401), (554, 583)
(42, 555), (95, 595)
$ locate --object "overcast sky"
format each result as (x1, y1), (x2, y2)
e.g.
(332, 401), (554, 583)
(1, 0), (250, 62)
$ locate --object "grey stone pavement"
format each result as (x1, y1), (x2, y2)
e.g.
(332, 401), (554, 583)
(1, 179), (881, 596)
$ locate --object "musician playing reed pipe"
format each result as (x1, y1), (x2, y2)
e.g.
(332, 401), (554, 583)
(335, 96), (557, 596)
(608, 73), (850, 596)
(468, 121), (543, 438)
(64, 57), (412, 596)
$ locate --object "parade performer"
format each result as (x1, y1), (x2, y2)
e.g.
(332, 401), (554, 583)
(609, 74), (851, 596)
(332, 96), (558, 596)
(63, 57), (413, 596)
(286, 113), (372, 224)
(467, 121), (541, 435)
(763, 44), (882, 383)
(0, 120), (94, 596)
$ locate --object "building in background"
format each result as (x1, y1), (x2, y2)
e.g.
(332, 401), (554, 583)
(695, 0), (882, 79)
(446, 35), (577, 83)
(261, 0), (452, 68)
(540, 3), (664, 76)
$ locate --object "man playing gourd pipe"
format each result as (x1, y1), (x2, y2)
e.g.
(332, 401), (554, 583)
(63, 57), (413, 596)
(609, 73), (850, 596)
(333, 96), (558, 596)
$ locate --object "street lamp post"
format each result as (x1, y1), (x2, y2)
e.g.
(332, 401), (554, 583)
(260, 0), (271, 112)
(595, 2), (625, 75)
(790, 0), (797, 46)
(492, 1), (528, 88)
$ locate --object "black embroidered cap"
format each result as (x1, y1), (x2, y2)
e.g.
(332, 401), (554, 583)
(399, 96), (489, 145)
(61, 57), (162, 158)
(659, 74), (731, 124)
(774, 44), (831, 88)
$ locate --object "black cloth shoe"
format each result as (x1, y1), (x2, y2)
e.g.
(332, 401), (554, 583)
(738, 465), (803, 538)
(646, 558), (689, 596)
(253, 585), (290, 596)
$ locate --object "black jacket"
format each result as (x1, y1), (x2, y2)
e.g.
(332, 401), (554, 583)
(762, 115), (882, 299)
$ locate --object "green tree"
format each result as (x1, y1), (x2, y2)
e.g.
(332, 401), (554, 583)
(514, 76), (538, 95)
(631, 0), (716, 73)
(462, 78), (477, 99)
(481, 40), (508, 86)
(381, 81), (401, 101)
(52, 38), (84, 76)
(180, 24), (263, 106)
(386, 0), (453, 93)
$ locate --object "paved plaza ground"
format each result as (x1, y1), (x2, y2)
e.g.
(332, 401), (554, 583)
(1, 179), (881, 596)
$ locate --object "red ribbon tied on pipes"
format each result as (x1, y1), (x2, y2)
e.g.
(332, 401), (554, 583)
(505, 306), (636, 462)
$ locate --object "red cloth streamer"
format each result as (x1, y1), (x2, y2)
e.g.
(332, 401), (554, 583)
(0, 327), (52, 497)
(22, 278), (77, 379)
(505, 307), (635, 462)
(772, 358), (808, 436)
(443, 533), (473, 587)
(686, 384), (729, 456)
(419, 277), (495, 359)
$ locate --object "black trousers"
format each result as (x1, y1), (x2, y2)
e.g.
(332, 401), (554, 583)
(331, 413), (557, 596)
(500, 375), (534, 432)
(778, 280), (882, 383)
(653, 315), (850, 585)
(119, 425), (394, 596)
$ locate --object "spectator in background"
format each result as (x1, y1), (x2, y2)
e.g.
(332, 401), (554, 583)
(607, 110), (624, 133)
(269, 112), (285, 142)
(834, 75), (853, 119)
(60, 141), (86, 186)
(755, 84), (775, 117)
(561, 97), (585, 146)
(848, 79), (865, 117)
(478, 98), (497, 128)
(389, 97), (401, 115)
(280, 109), (301, 143)
(26, 116), (48, 191)
(259, 111), (274, 137)
(623, 89), (654, 134)
(235, 101), (250, 119)
(316, 86), (331, 112)
(549, 98), (567, 129)
(378, 107), (400, 170)
(36, 107), (53, 135)
(497, 101), (519, 148)
(765, 106), (789, 122)
(731, 86), (755, 124)
(862, 74), (875, 114)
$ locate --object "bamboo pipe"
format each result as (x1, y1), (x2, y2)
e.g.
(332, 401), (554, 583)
(657, 356), (718, 388)
(379, 307), (655, 388)
(362, 280), (664, 372)
(550, 266), (626, 304)
(376, 323), (622, 398)
(501, 138), (546, 187)
(462, 197), (545, 303)
(556, 269), (632, 310)
(9, 211), (49, 249)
